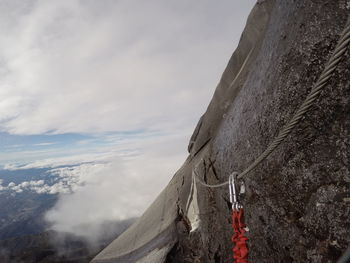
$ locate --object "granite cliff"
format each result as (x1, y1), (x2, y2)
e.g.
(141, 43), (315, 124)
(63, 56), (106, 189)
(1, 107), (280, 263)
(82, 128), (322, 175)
(92, 0), (350, 262)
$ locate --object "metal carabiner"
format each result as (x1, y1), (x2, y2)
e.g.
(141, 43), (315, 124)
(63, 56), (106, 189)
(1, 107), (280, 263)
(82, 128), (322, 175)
(229, 172), (241, 211)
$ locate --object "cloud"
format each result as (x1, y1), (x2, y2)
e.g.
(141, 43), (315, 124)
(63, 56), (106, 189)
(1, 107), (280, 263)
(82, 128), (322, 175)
(0, 132), (188, 240)
(32, 142), (56, 146)
(1, 163), (112, 195)
(0, 0), (255, 135)
(0, 178), (70, 194)
(45, 133), (186, 240)
(0, 179), (6, 191)
(3, 152), (112, 170)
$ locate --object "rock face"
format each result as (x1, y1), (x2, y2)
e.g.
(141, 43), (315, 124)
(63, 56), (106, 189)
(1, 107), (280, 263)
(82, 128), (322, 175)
(92, 0), (350, 262)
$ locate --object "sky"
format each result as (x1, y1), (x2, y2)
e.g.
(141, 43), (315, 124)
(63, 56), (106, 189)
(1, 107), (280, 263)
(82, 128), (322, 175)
(0, 0), (256, 240)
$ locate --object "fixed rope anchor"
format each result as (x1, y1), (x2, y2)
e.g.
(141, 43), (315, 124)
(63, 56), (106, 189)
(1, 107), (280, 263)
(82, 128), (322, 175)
(229, 173), (249, 263)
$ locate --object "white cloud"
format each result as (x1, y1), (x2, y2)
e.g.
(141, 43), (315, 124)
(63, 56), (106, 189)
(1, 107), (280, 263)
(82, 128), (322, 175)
(0, 133), (187, 240)
(0, 0), (255, 135)
(32, 142), (56, 146)
(45, 134), (186, 240)
(3, 154), (107, 170)
(0, 178), (72, 194)
(0, 179), (5, 191)
(30, 180), (44, 186)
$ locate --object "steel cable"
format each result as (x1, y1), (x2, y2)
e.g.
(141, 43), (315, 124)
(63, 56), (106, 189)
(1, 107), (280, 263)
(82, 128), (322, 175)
(194, 16), (350, 187)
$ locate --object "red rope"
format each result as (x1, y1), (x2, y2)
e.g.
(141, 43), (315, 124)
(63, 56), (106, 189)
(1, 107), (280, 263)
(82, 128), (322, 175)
(232, 208), (249, 263)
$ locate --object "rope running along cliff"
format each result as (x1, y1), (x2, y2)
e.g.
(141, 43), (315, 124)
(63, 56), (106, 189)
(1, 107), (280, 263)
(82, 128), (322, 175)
(194, 15), (350, 188)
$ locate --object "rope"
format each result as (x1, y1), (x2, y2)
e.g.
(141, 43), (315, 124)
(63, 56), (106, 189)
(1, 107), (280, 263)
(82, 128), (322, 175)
(194, 15), (350, 187)
(193, 170), (229, 188)
(232, 208), (249, 263)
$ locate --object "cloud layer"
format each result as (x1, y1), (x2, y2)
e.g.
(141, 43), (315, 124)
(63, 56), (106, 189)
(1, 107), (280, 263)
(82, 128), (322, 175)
(1, 133), (186, 240)
(0, 0), (255, 135)
(45, 134), (186, 240)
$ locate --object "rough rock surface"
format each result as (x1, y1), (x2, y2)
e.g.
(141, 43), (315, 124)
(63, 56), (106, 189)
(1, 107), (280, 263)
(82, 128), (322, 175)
(92, 0), (350, 262)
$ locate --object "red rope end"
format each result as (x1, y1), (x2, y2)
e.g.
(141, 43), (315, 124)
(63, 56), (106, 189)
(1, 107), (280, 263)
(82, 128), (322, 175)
(232, 208), (249, 263)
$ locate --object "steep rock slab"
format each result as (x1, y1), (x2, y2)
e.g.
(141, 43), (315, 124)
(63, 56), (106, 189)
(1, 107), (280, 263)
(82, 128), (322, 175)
(92, 0), (350, 262)
(91, 158), (193, 263)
